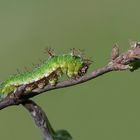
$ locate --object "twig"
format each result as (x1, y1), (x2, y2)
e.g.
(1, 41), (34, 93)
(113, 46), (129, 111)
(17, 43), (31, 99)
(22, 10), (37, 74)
(22, 100), (72, 140)
(1, 41), (140, 140)
(0, 41), (140, 110)
(0, 65), (114, 110)
(22, 100), (54, 140)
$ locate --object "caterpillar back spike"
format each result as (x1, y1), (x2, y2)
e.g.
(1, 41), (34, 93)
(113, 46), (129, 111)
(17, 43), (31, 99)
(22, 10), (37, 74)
(0, 50), (92, 99)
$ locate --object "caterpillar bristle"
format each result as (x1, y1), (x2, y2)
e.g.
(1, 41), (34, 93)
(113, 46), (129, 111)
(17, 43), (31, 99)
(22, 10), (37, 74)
(24, 67), (29, 72)
(44, 47), (55, 57)
(84, 58), (93, 65)
(16, 68), (21, 74)
(70, 48), (77, 56)
(32, 63), (36, 67)
(0, 51), (92, 99)
(77, 49), (85, 58)
(39, 59), (44, 63)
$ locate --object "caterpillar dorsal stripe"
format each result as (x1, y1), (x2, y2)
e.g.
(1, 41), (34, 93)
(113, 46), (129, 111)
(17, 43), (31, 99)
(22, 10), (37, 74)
(0, 50), (92, 99)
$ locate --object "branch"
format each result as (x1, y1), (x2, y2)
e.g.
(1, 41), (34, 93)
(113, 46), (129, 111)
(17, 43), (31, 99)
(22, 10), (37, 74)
(22, 100), (53, 140)
(0, 41), (140, 110)
(22, 100), (72, 140)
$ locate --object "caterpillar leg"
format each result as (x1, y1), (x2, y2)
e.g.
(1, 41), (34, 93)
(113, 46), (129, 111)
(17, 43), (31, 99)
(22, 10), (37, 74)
(36, 77), (48, 89)
(12, 85), (26, 99)
(47, 68), (63, 86)
(25, 83), (37, 92)
(49, 78), (58, 86)
(56, 68), (63, 77)
(48, 70), (59, 86)
(48, 73), (58, 86)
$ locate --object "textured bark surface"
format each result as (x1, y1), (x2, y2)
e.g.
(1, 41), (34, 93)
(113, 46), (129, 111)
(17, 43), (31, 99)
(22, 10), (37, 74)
(0, 41), (140, 140)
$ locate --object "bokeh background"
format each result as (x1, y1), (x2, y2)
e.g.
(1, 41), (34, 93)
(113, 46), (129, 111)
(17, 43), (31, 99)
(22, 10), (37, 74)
(0, 0), (140, 140)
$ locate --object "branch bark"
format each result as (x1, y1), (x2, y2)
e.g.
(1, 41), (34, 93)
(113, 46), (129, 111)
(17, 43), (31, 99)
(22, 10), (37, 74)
(22, 100), (54, 140)
(1, 41), (140, 140)
(0, 41), (140, 110)
(22, 100), (72, 140)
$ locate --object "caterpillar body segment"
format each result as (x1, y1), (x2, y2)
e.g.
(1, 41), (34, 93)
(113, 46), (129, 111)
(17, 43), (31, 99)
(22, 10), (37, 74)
(0, 53), (91, 99)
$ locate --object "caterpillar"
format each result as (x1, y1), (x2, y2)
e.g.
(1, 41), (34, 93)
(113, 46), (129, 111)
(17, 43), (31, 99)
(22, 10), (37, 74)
(0, 49), (92, 99)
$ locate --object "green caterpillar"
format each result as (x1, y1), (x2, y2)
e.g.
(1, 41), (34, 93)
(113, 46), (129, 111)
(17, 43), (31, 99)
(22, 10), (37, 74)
(0, 50), (91, 99)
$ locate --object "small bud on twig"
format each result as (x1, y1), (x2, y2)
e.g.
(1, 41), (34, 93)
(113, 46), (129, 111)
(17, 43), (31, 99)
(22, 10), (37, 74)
(111, 44), (119, 60)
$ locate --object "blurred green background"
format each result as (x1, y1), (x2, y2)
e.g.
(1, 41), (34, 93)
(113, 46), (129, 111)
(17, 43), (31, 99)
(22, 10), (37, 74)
(0, 0), (140, 140)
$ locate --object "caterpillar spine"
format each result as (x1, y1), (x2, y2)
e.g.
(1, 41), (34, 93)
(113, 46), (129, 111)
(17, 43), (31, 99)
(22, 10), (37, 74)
(0, 51), (92, 99)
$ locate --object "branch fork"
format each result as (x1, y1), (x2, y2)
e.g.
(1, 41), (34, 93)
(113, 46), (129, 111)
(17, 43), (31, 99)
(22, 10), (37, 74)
(1, 41), (140, 140)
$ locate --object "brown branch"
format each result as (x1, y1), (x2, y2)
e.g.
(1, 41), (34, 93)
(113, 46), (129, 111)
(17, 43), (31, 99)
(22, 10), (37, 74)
(0, 65), (114, 110)
(22, 100), (72, 140)
(0, 41), (140, 110)
(22, 100), (54, 140)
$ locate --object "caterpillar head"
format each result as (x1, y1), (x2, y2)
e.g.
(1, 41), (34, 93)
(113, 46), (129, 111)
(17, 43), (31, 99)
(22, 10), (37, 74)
(78, 59), (92, 76)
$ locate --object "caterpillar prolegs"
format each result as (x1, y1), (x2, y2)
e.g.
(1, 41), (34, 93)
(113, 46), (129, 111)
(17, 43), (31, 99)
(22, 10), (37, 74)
(0, 49), (92, 99)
